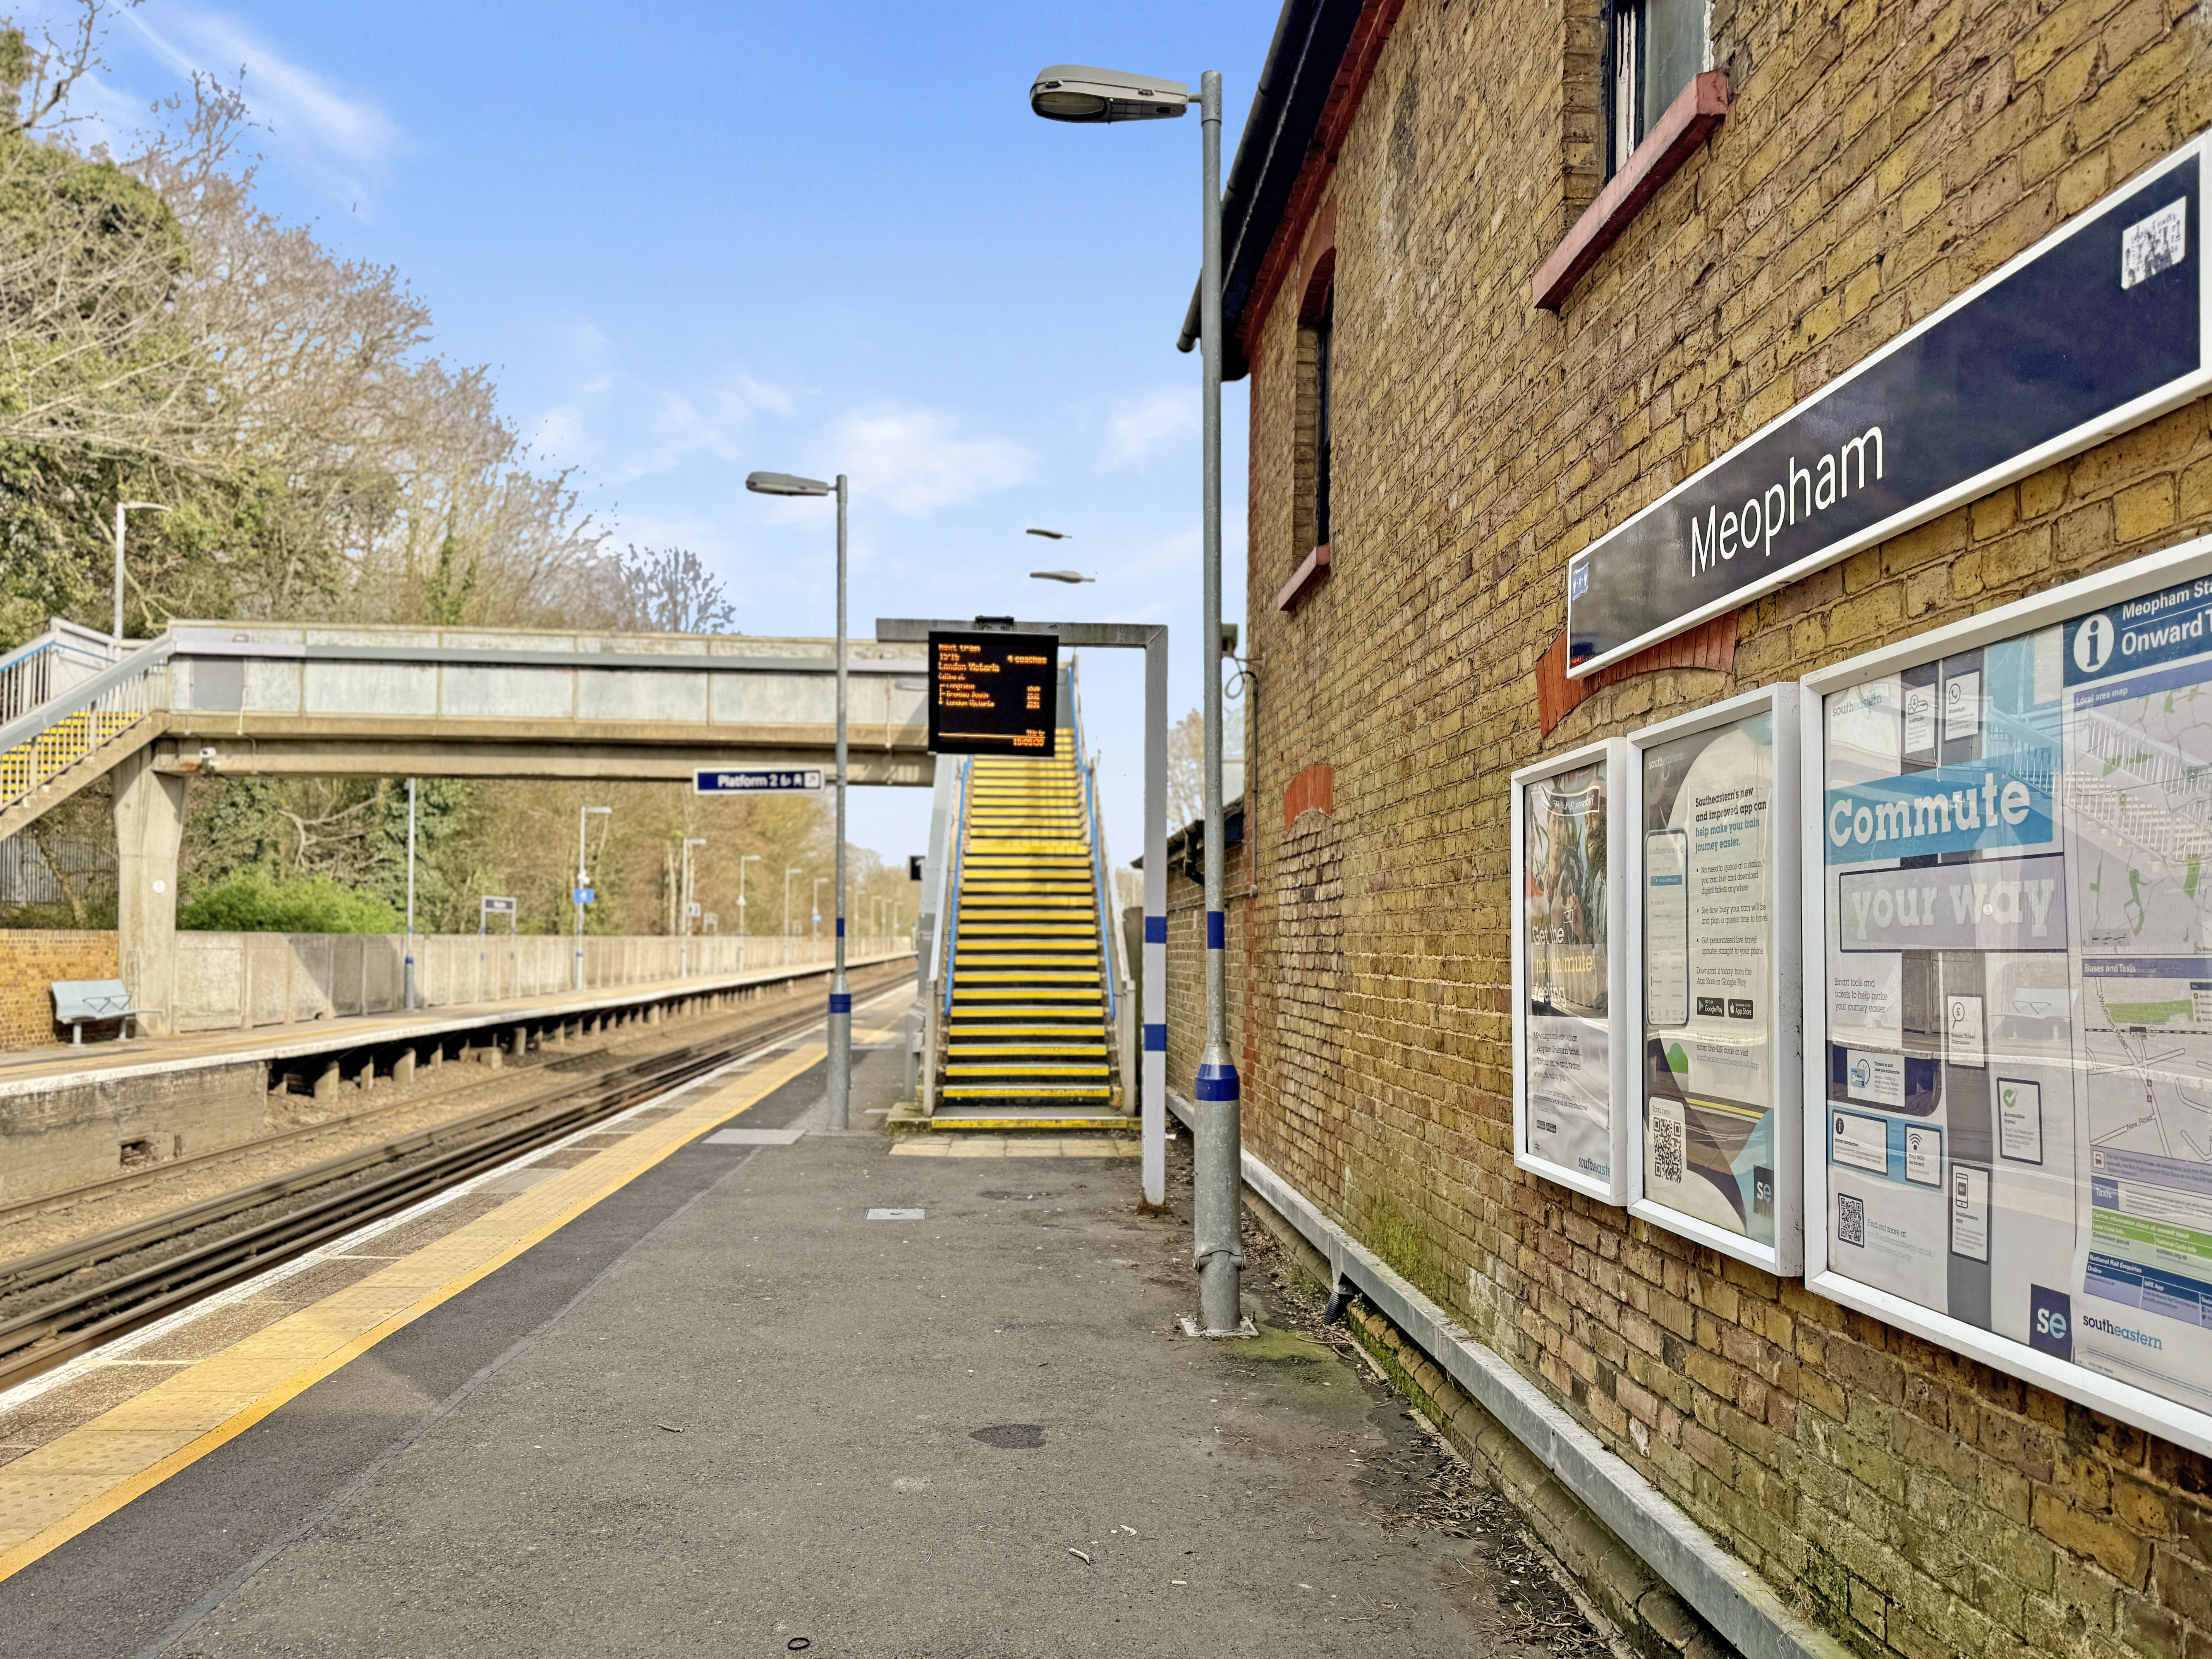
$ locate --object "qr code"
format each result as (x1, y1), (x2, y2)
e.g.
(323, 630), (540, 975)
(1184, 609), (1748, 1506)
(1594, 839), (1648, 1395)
(1838, 1192), (1866, 1248)
(1652, 1114), (1684, 1185)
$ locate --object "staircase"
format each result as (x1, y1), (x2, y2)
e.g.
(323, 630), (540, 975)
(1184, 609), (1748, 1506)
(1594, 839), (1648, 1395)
(0, 623), (172, 844)
(933, 689), (1127, 1129)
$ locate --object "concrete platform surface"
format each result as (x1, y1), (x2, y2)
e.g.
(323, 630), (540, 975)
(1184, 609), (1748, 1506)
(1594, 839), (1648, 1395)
(0, 1023), (1600, 1658)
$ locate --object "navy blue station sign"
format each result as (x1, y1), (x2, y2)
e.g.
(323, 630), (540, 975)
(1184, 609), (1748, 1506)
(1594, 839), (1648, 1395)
(1567, 137), (2210, 677)
(694, 767), (824, 795)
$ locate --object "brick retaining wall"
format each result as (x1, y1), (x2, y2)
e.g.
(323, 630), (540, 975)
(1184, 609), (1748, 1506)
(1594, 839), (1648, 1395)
(0, 932), (118, 1049)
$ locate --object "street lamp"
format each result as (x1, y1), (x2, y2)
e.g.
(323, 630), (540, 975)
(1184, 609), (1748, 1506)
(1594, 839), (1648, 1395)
(404, 778), (418, 1011)
(1031, 58), (1242, 1335)
(737, 853), (761, 969)
(784, 867), (804, 939)
(112, 501), (171, 643)
(679, 837), (707, 978)
(1030, 570), (1095, 584)
(747, 465), (851, 1130)
(812, 875), (829, 945)
(574, 804), (611, 991)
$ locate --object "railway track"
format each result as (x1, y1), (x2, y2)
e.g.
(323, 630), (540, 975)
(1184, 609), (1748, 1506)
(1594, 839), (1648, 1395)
(0, 962), (914, 1391)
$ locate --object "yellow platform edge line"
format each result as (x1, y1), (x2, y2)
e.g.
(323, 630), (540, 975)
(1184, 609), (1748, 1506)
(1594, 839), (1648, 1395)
(0, 1037), (829, 1584)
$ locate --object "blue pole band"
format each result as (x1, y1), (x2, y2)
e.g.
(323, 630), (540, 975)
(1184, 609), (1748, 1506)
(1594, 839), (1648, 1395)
(1206, 910), (1225, 949)
(1194, 1060), (1240, 1102)
(1144, 1023), (1167, 1052)
(1145, 915), (1167, 944)
(828, 993), (852, 1013)
(836, 917), (845, 937)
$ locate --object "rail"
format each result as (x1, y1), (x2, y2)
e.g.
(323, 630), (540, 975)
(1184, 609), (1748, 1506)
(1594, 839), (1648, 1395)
(0, 636), (173, 818)
(941, 756), (970, 1019)
(1068, 661), (1117, 1028)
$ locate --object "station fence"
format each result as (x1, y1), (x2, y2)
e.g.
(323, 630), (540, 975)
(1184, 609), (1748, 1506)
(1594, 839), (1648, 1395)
(172, 931), (909, 1034)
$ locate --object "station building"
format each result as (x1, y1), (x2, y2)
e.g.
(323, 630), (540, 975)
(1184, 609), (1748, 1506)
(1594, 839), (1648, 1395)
(1166, 3), (2212, 1658)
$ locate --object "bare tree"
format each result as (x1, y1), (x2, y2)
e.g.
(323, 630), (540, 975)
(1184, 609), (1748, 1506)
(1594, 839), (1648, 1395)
(609, 545), (738, 636)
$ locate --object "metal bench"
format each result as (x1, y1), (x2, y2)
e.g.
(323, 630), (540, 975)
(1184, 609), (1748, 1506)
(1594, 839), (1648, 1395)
(50, 979), (161, 1045)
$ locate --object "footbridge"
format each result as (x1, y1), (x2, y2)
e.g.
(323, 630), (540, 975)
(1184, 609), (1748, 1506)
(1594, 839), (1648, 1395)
(0, 617), (934, 1036)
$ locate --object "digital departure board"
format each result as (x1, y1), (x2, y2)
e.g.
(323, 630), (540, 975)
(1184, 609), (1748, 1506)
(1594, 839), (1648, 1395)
(927, 630), (1058, 755)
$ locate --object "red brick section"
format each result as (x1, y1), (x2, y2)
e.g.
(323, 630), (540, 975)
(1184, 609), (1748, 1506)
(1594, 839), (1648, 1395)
(1276, 543), (1333, 612)
(1282, 763), (1335, 831)
(1536, 611), (1740, 737)
(1230, 3), (2212, 1658)
(0, 930), (119, 1049)
(1236, 0), (1406, 369)
(1532, 70), (1732, 311)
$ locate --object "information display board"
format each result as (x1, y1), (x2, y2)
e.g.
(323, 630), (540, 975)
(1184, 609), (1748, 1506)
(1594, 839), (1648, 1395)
(927, 630), (1058, 756)
(1512, 739), (1630, 1204)
(1803, 538), (2212, 1454)
(1628, 686), (1803, 1271)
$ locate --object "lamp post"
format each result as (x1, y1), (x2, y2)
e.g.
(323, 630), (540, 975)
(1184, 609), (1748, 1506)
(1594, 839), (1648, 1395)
(679, 837), (707, 978)
(737, 854), (761, 969)
(812, 876), (829, 946)
(404, 778), (418, 1011)
(1032, 60), (1240, 1334)
(748, 467), (850, 1128)
(111, 501), (171, 644)
(784, 867), (803, 942)
(574, 804), (611, 991)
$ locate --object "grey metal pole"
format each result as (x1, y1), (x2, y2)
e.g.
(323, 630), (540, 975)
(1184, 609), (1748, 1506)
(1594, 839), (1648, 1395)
(111, 504), (126, 643)
(1191, 68), (1243, 1336)
(404, 778), (418, 1011)
(827, 473), (852, 1130)
(574, 806), (587, 991)
(1142, 625), (1168, 1207)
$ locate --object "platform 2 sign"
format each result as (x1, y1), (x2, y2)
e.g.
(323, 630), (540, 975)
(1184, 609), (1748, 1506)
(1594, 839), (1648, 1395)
(694, 767), (824, 794)
(927, 630), (1058, 756)
(1567, 137), (2210, 678)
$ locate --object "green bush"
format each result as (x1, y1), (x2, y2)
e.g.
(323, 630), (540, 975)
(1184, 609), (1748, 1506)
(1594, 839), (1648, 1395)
(177, 873), (404, 934)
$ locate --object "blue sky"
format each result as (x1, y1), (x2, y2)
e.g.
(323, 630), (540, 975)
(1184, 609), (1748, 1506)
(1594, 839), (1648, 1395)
(64, 0), (1273, 871)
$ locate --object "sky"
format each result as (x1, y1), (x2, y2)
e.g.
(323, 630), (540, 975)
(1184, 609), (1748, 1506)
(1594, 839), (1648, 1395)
(50, 0), (1273, 878)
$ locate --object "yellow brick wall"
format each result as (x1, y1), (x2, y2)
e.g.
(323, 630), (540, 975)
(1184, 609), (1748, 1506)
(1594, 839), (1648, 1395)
(0, 930), (119, 1049)
(1230, 3), (2212, 1658)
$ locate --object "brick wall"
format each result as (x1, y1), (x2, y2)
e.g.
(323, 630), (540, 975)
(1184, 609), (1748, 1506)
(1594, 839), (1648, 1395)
(0, 930), (118, 1049)
(1222, 4), (2212, 1659)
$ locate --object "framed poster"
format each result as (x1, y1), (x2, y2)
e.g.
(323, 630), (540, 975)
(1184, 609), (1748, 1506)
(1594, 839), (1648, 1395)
(1627, 685), (1804, 1273)
(1512, 738), (1630, 1204)
(1802, 533), (2212, 1456)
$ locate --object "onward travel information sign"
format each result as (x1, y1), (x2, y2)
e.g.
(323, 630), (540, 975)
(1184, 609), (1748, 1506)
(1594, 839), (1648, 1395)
(928, 630), (1058, 756)
(1567, 138), (2210, 677)
(1815, 562), (2212, 1447)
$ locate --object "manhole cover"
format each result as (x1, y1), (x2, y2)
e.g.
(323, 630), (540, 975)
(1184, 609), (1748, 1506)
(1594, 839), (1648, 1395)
(970, 1423), (1045, 1449)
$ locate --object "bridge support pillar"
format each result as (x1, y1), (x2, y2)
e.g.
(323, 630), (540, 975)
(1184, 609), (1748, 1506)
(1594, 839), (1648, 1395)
(114, 747), (186, 1039)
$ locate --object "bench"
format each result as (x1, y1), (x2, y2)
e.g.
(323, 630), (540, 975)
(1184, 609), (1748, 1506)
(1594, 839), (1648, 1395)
(51, 979), (161, 1045)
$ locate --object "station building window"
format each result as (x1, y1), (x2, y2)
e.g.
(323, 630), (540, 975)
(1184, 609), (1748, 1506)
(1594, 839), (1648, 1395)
(1312, 285), (1334, 552)
(1605, 0), (1706, 176)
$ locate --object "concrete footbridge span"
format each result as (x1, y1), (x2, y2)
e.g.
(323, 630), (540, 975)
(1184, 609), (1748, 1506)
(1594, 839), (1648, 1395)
(0, 617), (934, 1032)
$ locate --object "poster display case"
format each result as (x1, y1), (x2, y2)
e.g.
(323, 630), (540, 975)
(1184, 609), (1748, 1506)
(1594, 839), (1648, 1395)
(1801, 535), (2212, 1455)
(1512, 738), (1630, 1204)
(1627, 686), (1804, 1272)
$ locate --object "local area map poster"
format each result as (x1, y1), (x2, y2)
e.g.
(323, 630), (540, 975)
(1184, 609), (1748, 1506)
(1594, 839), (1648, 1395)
(1821, 572), (2212, 1423)
(1523, 760), (1614, 1184)
(1642, 712), (1777, 1246)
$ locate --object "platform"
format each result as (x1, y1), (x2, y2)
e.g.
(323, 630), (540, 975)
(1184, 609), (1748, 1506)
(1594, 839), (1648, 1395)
(0, 987), (1567, 1658)
(0, 948), (915, 1096)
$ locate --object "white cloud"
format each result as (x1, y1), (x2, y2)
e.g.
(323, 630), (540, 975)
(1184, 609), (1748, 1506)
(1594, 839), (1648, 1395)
(1103, 387), (1198, 470)
(837, 404), (1029, 517)
(128, 3), (403, 209)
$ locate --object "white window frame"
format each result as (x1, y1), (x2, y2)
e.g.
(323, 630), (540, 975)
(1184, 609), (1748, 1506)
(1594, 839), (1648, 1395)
(1512, 736), (1632, 1204)
(1799, 531), (2212, 1457)
(1626, 682), (1803, 1273)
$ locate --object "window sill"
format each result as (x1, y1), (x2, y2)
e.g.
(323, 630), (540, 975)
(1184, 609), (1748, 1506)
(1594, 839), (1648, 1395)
(1531, 70), (1729, 312)
(1276, 543), (1331, 613)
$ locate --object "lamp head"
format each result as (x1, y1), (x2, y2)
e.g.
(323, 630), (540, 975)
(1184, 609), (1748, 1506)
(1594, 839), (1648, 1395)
(1030, 570), (1095, 584)
(1025, 527), (1071, 539)
(746, 471), (833, 497)
(1029, 65), (1188, 124)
